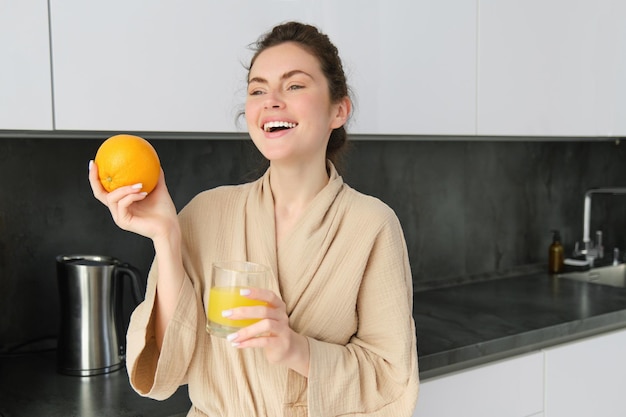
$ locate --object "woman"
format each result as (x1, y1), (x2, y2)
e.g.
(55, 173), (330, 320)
(89, 21), (418, 417)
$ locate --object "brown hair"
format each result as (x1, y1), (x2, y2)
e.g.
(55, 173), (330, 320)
(247, 21), (352, 169)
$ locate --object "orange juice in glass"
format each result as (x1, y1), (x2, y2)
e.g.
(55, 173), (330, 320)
(206, 261), (269, 338)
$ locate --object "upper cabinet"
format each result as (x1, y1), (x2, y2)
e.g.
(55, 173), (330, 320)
(49, 0), (321, 132)
(48, 0), (477, 135)
(0, 1), (53, 130)
(324, 0), (477, 135)
(478, 0), (626, 137)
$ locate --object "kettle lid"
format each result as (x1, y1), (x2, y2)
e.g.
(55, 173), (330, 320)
(56, 254), (118, 267)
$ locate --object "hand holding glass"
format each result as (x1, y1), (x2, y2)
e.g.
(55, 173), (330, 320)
(206, 261), (269, 338)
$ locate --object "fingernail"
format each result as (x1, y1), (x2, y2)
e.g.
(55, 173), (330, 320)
(88, 160), (93, 171)
(222, 309), (232, 318)
(131, 183), (143, 190)
(226, 332), (238, 342)
(240, 288), (251, 296)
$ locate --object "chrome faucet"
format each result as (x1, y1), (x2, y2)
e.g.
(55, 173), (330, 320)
(582, 187), (626, 255)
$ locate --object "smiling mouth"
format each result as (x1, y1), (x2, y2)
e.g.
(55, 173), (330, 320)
(263, 121), (298, 133)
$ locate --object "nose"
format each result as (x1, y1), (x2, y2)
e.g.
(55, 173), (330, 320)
(263, 91), (285, 110)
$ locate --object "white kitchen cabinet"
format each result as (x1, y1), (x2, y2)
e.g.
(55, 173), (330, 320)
(543, 327), (626, 417)
(478, 0), (626, 137)
(323, 0), (476, 135)
(48, 0), (323, 132)
(48, 0), (477, 135)
(413, 351), (544, 417)
(0, 1), (53, 130)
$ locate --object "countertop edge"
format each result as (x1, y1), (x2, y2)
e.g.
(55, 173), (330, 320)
(418, 309), (626, 380)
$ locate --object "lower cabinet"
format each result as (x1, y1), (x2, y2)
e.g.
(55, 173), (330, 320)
(543, 328), (626, 417)
(414, 327), (626, 417)
(414, 352), (544, 417)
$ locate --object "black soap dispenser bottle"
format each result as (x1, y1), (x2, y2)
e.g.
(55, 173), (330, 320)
(549, 230), (564, 274)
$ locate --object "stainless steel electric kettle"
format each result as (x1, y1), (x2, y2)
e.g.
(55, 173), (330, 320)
(56, 255), (144, 376)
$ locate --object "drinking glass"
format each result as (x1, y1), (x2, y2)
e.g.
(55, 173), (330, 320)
(206, 260), (269, 338)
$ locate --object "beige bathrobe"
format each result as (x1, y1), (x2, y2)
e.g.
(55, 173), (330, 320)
(126, 164), (419, 417)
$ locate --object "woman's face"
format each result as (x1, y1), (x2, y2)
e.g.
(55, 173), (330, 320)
(245, 42), (348, 167)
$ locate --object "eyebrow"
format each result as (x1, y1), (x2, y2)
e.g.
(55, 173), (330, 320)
(248, 69), (314, 85)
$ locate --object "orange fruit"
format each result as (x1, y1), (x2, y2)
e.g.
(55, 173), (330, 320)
(94, 134), (161, 194)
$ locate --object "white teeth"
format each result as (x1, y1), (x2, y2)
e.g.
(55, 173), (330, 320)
(263, 121), (297, 132)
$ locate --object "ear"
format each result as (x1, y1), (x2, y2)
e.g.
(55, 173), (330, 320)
(330, 97), (351, 129)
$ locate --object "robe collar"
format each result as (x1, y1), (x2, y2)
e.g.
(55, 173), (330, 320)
(245, 162), (345, 299)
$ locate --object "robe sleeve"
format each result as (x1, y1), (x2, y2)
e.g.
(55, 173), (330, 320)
(304, 212), (419, 416)
(125, 265), (199, 400)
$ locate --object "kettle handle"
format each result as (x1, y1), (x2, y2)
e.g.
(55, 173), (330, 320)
(114, 262), (145, 360)
(116, 262), (145, 306)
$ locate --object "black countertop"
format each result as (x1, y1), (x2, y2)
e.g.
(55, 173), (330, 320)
(3, 270), (626, 414)
(414, 271), (626, 378)
(0, 351), (191, 417)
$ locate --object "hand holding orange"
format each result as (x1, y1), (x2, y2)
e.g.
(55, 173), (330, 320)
(94, 134), (161, 194)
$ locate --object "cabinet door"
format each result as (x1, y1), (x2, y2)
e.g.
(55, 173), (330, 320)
(49, 1), (323, 132)
(324, 0), (476, 135)
(50, 1), (477, 135)
(544, 328), (626, 417)
(0, 1), (53, 130)
(414, 352), (544, 417)
(478, 0), (626, 137)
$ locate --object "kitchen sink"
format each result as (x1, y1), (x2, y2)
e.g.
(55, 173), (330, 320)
(558, 264), (626, 288)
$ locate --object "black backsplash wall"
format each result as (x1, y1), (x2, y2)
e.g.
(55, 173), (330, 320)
(2, 137), (626, 349)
